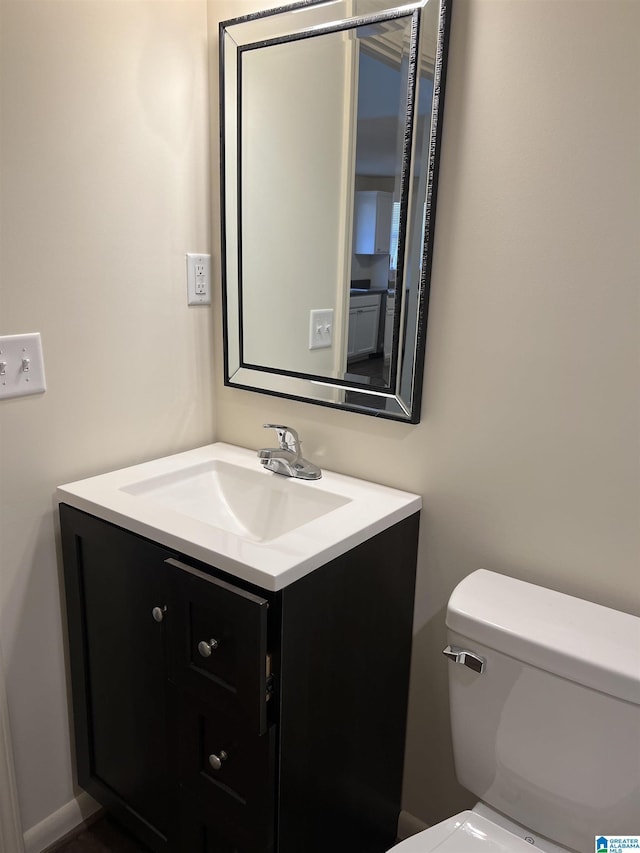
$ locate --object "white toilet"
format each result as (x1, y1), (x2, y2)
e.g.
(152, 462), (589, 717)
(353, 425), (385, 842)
(392, 570), (640, 852)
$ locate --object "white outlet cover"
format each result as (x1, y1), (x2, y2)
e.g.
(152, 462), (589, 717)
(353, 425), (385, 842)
(186, 253), (211, 305)
(309, 309), (334, 350)
(0, 333), (47, 400)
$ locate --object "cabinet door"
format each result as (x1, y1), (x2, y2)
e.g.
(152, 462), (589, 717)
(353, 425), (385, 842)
(384, 296), (395, 359)
(353, 191), (393, 254)
(171, 688), (275, 853)
(61, 506), (173, 852)
(372, 193), (393, 254)
(177, 798), (273, 853)
(353, 305), (379, 355)
(165, 558), (269, 735)
(347, 308), (357, 358)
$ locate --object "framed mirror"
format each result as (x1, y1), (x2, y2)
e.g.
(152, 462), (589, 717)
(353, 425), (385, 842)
(220, 0), (451, 423)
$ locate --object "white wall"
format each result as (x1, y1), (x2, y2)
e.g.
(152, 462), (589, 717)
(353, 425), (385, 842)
(0, 0), (213, 842)
(210, 0), (640, 826)
(240, 32), (353, 378)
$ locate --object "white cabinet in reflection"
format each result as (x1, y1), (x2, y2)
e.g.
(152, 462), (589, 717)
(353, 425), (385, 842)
(348, 294), (381, 359)
(353, 191), (393, 255)
(384, 293), (396, 361)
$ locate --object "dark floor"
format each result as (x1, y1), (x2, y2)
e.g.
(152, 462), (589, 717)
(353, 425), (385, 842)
(50, 815), (403, 852)
(50, 817), (150, 853)
(346, 354), (388, 387)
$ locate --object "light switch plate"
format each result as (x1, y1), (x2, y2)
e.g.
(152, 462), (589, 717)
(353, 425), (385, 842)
(0, 333), (47, 400)
(309, 309), (334, 350)
(186, 253), (211, 305)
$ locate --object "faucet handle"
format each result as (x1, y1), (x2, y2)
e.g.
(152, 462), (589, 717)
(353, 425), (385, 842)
(262, 424), (300, 452)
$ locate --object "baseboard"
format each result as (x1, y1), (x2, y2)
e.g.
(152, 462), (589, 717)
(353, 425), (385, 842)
(398, 809), (429, 840)
(0, 643), (25, 853)
(23, 792), (101, 853)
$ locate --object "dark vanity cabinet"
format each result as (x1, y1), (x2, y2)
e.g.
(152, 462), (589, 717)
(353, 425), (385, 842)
(60, 504), (419, 853)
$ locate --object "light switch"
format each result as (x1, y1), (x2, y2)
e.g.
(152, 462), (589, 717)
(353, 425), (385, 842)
(309, 309), (333, 350)
(0, 333), (47, 400)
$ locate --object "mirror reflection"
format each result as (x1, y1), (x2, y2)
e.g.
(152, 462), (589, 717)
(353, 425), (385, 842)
(348, 44), (435, 391)
(221, 0), (450, 422)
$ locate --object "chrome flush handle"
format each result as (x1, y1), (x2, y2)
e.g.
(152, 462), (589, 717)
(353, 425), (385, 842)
(442, 645), (486, 674)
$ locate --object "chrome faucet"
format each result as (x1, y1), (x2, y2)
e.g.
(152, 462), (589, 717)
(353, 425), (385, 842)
(258, 424), (322, 480)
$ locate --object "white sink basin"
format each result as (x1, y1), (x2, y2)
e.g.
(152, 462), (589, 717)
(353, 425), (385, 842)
(57, 443), (421, 590)
(121, 459), (351, 543)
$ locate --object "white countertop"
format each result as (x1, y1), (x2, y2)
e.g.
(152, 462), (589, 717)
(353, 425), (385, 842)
(57, 443), (421, 591)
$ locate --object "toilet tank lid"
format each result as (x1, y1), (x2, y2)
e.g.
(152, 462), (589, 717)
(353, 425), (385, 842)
(446, 570), (640, 705)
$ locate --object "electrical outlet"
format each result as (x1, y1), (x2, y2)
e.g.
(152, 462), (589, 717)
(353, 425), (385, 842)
(187, 253), (211, 305)
(309, 309), (333, 350)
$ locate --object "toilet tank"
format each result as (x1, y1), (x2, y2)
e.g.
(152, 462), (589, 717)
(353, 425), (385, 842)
(446, 570), (640, 852)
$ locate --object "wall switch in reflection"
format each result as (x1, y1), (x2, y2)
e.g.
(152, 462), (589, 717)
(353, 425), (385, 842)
(309, 309), (333, 350)
(187, 253), (211, 305)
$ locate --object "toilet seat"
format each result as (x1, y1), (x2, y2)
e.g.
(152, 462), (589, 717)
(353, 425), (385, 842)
(390, 811), (541, 852)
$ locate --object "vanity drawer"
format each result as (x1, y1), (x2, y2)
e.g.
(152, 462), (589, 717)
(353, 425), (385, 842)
(165, 558), (269, 734)
(172, 689), (275, 852)
(177, 797), (273, 853)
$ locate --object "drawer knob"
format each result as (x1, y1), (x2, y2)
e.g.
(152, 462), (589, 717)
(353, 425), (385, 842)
(198, 638), (219, 657)
(151, 606), (167, 623)
(208, 750), (228, 771)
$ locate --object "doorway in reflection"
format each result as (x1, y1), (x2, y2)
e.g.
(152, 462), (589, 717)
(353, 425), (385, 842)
(346, 48), (404, 388)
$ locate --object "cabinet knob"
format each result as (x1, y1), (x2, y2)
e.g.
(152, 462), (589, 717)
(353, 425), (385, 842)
(151, 606), (167, 623)
(198, 638), (219, 657)
(208, 750), (228, 771)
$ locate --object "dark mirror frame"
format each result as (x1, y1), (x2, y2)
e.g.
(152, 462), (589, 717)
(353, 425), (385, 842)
(220, 0), (451, 423)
